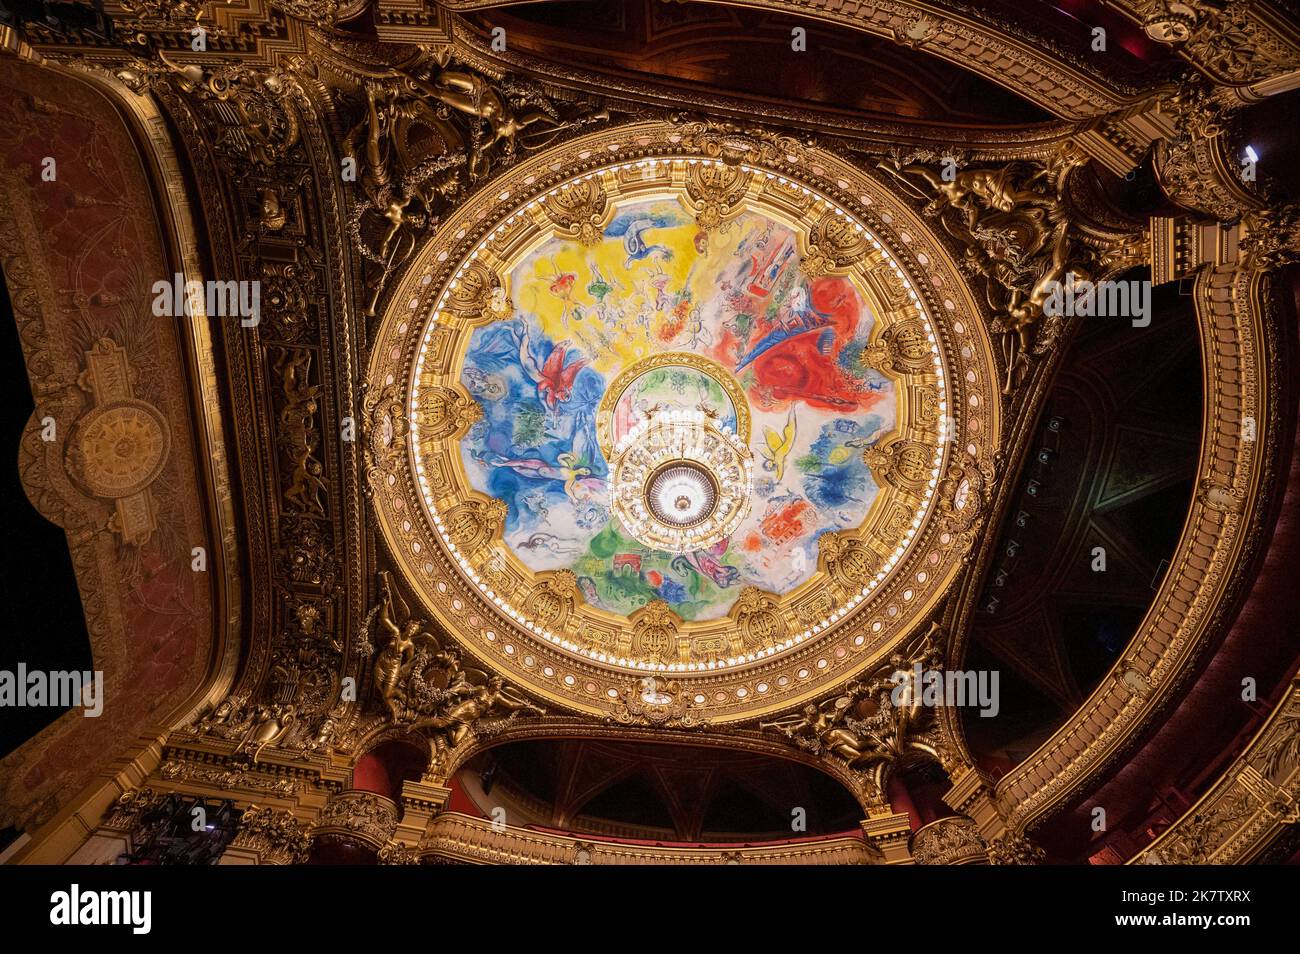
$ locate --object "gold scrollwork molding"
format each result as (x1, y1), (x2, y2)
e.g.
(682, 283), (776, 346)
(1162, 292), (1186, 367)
(419, 810), (874, 864)
(1133, 679), (1300, 864)
(992, 260), (1280, 834)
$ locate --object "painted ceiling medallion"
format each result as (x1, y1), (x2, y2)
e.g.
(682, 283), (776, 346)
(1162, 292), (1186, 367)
(368, 121), (998, 718)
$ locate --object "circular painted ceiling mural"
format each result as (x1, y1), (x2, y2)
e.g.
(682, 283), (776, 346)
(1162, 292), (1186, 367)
(367, 121), (1002, 720)
(457, 194), (896, 622)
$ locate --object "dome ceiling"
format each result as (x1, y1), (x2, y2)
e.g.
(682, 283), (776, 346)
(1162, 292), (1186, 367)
(368, 121), (1003, 721)
(456, 191), (897, 622)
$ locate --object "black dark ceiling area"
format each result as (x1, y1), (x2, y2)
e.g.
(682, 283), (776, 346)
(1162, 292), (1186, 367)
(963, 271), (1202, 773)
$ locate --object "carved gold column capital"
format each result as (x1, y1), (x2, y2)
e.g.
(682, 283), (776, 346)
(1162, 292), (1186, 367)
(859, 812), (914, 865)
(1153, 82), (1263, 221)
(401, 779), (453, 847)
(942, 766), (1003, 832)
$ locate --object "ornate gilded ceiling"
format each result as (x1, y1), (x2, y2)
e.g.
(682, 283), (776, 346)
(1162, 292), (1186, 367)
(367, 123), (997, 720)
(1, 0), (1298, 873)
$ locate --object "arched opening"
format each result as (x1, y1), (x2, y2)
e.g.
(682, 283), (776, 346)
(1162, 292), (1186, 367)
(455, 738), (864, 845)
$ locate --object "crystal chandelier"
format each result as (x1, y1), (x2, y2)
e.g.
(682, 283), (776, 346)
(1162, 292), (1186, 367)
(610, 408), (753, 554)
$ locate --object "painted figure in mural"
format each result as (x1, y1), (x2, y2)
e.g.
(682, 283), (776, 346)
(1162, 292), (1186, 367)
(459, 196), (894, 622)
(512, 321), (587, 413)
(606, 208), (676, 267)
(761, 406), (798, 482)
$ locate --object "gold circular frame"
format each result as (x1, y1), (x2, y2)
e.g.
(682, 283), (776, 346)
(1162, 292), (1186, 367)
(366, 120), (1002, 724)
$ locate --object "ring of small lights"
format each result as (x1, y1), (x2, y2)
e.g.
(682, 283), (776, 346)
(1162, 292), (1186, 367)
(366, 120), (1002, 724)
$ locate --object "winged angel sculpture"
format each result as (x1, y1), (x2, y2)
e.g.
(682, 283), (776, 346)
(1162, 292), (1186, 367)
(363, 571), (543, 767)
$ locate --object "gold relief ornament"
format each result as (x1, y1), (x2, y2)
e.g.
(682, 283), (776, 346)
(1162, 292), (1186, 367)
(230, 806), (311, 865)
(684, 161), (751, 234)
(801, 209), (873, 279)
(275, 348), (327, 518)
(314, 791), (399, 848)
(730, 586), (787, 650)
(540, 176), (610, 246)
(1239, 205), (1300, 270)
(442, 261), (513, 323)
(64, 338), (170, 547)
(362, 382), (409, 493)
(629, 600), (682, 665)
(155, 55), (301, 168)
(817, 531), (880, 598)
(986, 831), (1046, 866)
(232, 703), (298, 764)
(935, 453), (995, 549)
(911, 816), (989, 865)
(672, 119), (807, 169)
(611, 675), (705, 728)
(378, 841), (422, 865)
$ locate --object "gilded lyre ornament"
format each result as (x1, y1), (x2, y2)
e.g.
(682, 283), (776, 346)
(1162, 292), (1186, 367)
(442, 497), (509, 555)
(522, 569), (579, 633)
(801, 209), (873, 279)
(629, 600), (681, 665)
(730, 586), (786, 650)
(684, 160), (750, 234)
(861, 439), (933, 493)
(443, 261), (513, 323)
(414, 385), (482, 442)
(540, 177), (609, 246)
